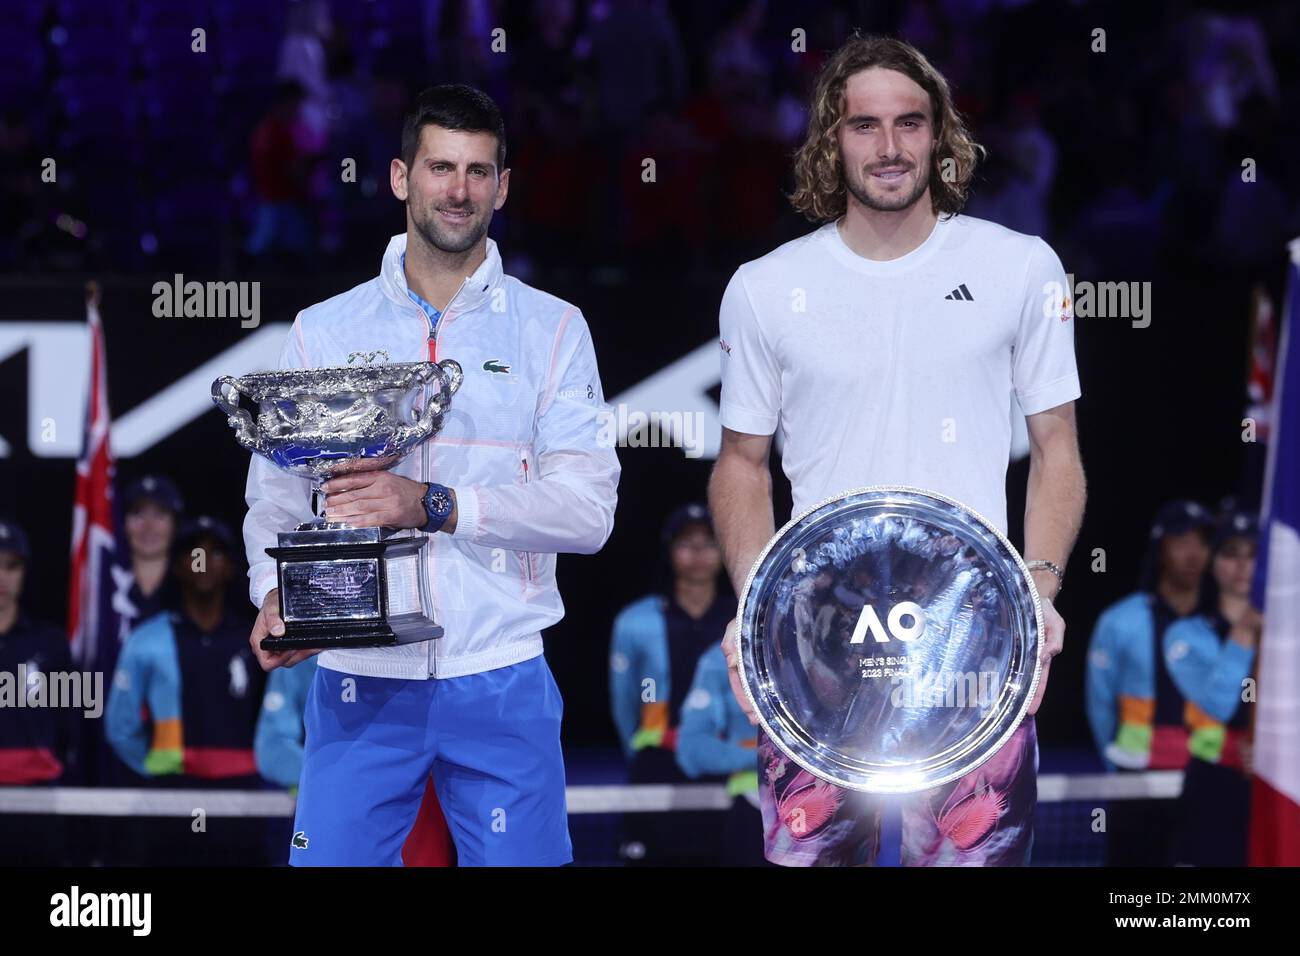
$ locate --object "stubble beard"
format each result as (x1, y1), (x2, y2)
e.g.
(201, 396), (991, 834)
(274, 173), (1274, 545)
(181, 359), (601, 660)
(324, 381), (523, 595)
(845, 159), (932, 214)
(410, 201), (491, 255)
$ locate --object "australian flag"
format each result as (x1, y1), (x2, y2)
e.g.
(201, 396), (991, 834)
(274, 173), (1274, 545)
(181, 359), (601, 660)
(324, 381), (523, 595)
(67, 284), (117, 670)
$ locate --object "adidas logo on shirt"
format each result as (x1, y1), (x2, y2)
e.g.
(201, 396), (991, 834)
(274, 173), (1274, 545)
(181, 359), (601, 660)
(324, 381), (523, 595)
(944, 283), (974, 301)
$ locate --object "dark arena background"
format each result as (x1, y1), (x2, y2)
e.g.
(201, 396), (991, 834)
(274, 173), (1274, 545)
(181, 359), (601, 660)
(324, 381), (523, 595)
(0, 0), (1298, 901)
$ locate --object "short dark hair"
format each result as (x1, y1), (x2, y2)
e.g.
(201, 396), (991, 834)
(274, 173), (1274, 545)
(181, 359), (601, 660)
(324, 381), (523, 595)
(400, 84), (506, 172)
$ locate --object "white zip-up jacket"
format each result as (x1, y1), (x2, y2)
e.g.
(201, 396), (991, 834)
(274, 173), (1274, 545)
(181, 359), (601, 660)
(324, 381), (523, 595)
(242, 234), (621, 679)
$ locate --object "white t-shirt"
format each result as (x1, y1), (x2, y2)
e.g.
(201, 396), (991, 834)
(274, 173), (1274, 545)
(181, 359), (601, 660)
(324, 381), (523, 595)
(718, 213), (1080, 535)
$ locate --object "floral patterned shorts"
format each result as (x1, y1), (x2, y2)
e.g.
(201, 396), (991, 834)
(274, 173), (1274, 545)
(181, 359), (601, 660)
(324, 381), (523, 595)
(758, 717), (1038, 866)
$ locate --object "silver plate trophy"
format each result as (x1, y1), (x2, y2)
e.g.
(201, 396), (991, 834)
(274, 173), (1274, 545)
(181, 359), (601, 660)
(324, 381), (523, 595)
(737, 486), (1042, 794)
(212, 351), (463, 650)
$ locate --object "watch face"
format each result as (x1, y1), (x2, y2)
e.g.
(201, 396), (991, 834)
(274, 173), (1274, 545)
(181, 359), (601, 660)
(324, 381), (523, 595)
(429, 490), (451, 513)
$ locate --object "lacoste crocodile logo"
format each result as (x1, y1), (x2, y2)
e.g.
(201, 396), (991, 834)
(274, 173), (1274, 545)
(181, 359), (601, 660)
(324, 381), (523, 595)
(483, 360), (511, 374)
(291, 831), (309, 849)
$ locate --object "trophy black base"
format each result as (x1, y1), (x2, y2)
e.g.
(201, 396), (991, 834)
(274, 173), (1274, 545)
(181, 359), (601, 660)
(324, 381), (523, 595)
(260, 619), (446, 651)
(264, 525), (442, 651)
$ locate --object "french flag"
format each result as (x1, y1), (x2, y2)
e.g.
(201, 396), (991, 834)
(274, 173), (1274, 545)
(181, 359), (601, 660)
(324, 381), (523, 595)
(67, 283), (117, 669)
(1249, 239), (1300, 866)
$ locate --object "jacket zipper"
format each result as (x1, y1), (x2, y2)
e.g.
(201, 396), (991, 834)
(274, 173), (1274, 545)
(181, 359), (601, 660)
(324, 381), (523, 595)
(414, 275), (468, 677)
(422, 273), (469, 358)
(425, 321), (438, 678)
(426, 392), (437, 677)
(423, 304), (445, 676)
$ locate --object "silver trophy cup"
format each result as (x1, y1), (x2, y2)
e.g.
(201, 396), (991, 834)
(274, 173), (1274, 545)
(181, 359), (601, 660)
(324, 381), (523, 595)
(212, 352), (463, 650)
(737, 486), (1043, 794)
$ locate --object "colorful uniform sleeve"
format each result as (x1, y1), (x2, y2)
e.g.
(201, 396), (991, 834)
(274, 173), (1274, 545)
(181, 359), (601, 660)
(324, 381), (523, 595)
(254, 658), (317, 789)
(609, 596), (674, 757)
(1085, 607), (1122, 764)
(609, 608), (643, 759)
(1163, 617), (1255, 723)
(676, 648), (755, 778)
(105, 614), (182, 776)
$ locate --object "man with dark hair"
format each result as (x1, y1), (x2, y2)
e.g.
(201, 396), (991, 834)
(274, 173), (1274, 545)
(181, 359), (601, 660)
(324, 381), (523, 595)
(710, 34), (1086, 866)
(242, 84), (619, 866)
(400, 83), (506, 176)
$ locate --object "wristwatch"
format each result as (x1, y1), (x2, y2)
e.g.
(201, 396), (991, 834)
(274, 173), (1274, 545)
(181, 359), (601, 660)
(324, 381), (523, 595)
(421, 482), (455, 534)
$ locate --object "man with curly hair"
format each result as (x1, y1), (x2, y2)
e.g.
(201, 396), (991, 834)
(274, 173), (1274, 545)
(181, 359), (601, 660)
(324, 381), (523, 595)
(709, 34), (1086, 866)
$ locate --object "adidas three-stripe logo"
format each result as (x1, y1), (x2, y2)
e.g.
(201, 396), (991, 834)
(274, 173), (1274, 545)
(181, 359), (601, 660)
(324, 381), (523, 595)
(944, 283), (974, 301)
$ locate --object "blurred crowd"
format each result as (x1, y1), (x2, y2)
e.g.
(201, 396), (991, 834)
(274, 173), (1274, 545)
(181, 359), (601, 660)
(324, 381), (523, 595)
(1, 0), (1298, 284)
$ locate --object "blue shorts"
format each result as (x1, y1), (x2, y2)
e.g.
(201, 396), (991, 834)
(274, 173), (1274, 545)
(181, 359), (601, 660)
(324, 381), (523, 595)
(290, 654), (571, 867)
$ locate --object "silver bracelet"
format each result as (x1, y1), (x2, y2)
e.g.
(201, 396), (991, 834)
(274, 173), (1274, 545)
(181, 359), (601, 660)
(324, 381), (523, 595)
(1026, 559), (1064, 593)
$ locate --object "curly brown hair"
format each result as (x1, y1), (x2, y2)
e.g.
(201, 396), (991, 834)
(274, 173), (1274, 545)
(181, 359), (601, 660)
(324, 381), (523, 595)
(790, 34), (983, 222)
